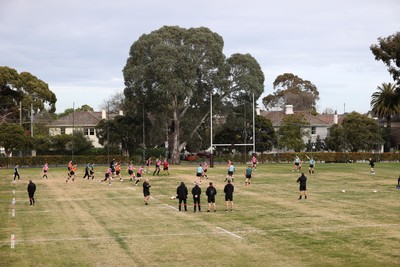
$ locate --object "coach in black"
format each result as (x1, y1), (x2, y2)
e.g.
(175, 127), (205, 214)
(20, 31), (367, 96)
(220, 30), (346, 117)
(297, 173), (307, 200)
(27, 180), (36, 205)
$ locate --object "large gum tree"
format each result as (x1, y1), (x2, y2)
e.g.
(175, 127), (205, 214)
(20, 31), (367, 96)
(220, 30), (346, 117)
(123, 26), (264, 163)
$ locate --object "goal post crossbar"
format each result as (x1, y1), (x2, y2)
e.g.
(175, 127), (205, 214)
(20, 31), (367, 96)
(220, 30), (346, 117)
(213, 144), (254, 147)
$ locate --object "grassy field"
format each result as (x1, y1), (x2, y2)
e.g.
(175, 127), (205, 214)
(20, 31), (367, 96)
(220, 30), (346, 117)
(0, 162), (399, 267)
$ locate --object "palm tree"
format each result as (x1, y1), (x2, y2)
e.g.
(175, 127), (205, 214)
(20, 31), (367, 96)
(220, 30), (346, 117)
(370, 82), (399, 151)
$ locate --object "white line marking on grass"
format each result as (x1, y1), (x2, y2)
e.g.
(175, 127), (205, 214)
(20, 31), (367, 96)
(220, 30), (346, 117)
(13, 189), (15, 195)
(10, 234), (15, 249)
(126, 187), (136, 191)
(216, 227), (244, 240)
(11, 198), (15, 205)
(3, 231), (243, 244)
(11, 209), (15, 217)
(164, 203), (179, 211)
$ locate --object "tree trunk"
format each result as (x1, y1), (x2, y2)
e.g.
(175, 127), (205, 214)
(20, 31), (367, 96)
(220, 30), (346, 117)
(171, 110), (180, 164)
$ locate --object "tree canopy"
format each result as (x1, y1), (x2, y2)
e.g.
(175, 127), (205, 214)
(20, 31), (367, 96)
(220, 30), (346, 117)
(370, 32), (400, 86)
(0, 66), (57, 123)
(262, 73), (319, 112)
(325, 112), (383, 152)
(0, 123), (32, 156)
(123, 26), (264, 162)
(371, 82), (399, 151)
(277, 114), (309, 152)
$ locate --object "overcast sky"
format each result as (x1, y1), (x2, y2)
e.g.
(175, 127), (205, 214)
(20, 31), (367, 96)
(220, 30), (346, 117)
(1, 0), (399, 114)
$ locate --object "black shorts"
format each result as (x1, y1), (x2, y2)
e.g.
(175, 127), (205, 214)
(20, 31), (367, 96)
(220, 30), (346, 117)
(70, 171), (75, 175)
(309, 165), (314, 168)
(299, 185), (306, 191)
(295, 163), (300, 166)
(196, 173), (202, 177)
(128, 170), (133, 175)
(163, 167), (168, 171)
(105, 173), (110, 178)
(116, 170), (120, 175)
(204, 169), (207, 173)
(245, 174), (252, 179)
(228, 171), (233, 176)
(208, 197), (215, 203)
(90, 171), (94, 175)
(225, 195), (233, 201)
(137, 173), (142, 178)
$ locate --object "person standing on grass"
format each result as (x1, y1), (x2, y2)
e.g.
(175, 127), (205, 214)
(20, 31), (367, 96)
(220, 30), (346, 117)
(153, 158), (161, 176)
(135, 165), (144, 186)
(42, 163), (49, 179)
(251, 155), (257, 171)
(127, 162), (135, 181)
(145, 158), (152, 173)
(397, 175), (400, 187)
(369, 158), (375, 175)
(203, 161), (208, 180)
(293, 156), (301, 172)
(13, 164), (20, 181)
(143, 178), (151, 205)
(245, 165), (253, 186)
(196, 163), (203, 183)
(67, 160), (73, 177)
(115, 162), (123, 181)
(225, 162), (235, 182)
(100, 167), (112, 185)
(176, 181), (188, 211)
(162, 159), (169, 176)
(66, 164), (77, 182)
(27, 180), (36, 205)
(224, 179), (234, 211)
(192, 182), (202, 212)
(83, 162), (90, 179)
(297, 173), (307, 200)
(206, 182), (217, 212)
(306, 155), (315, 175)
(89, 163), (95, 180)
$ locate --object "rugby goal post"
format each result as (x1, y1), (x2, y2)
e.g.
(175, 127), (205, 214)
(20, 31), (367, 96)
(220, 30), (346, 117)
(210, 93), (256, 167)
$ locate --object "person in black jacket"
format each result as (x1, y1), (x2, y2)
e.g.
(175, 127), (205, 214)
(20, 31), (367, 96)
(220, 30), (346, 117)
(191, 182), (202, 212)
(143, 178), (151, 205)
(27, 180), (36, 205)
(297, 173), (307, 200)
(176, 181), (188, 211)
(224, 179), (234, 211)
(206, 182), (217, 212)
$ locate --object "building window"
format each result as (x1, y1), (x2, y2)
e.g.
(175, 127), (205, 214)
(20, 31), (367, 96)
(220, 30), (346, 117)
(311, 126), (316, 135)
(84, 128), (95, 136)
(61, 128), (66, 135)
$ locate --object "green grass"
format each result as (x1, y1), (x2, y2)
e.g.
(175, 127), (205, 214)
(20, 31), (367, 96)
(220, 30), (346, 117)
(1, 162), (399, 266)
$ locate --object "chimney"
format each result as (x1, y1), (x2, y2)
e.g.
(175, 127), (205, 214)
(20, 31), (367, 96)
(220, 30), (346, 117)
(285, 105), (294, 115)
(101, 109), (106, 119)
(334, 110), (338, 124)
(119, 110), (124, 116)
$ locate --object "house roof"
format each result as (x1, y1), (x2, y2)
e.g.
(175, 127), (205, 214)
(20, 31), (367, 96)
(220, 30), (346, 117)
(49, 111), (118, 127)
(260, 110), (344, 127)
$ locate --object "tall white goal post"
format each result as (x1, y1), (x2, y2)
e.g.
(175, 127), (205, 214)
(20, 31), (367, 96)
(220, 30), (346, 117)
(210, 92), (256, 167)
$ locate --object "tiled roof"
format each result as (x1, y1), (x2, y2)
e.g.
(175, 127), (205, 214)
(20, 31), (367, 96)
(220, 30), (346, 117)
(48, 111), (118, 127)
(260, 110), (343, 126)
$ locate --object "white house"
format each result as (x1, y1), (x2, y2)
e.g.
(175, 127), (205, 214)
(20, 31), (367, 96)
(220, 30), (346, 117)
(48, 110), (122, 148)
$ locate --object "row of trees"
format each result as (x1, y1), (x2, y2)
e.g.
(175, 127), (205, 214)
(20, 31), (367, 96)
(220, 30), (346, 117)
(1, 29), (399, 158)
